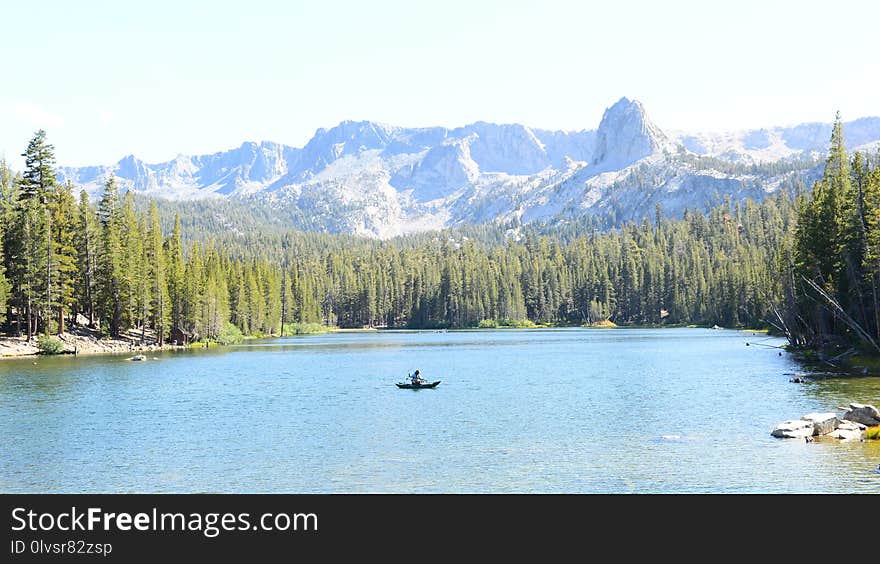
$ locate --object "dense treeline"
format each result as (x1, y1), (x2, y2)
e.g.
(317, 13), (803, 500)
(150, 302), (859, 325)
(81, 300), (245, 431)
(779, 115), (880, 354)
(0, 124), (876, 352)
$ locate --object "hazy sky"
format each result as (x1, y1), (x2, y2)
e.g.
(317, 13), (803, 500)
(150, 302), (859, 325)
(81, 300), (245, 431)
(1, 0), (878, 167)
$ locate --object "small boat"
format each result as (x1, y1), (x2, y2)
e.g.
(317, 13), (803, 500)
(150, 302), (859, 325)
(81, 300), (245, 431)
(396, 380), (441, 389)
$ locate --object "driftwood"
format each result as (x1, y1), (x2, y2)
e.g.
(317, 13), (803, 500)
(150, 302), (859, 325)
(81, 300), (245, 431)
(801, 276), (880, 353)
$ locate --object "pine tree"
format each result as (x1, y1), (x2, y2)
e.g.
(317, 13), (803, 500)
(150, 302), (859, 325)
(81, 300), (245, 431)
(201, 252), (229, 340)
(166, 215), (185, 333)
(787, 118), (880, 351)
(120, 192), (143, 332)
(134, 214), (152, 343)
(245, 264), (263, 333)
(146, 202), (170, 344)
(97, 177), (125, 337)
(49, 181), (78, 333)
(0, 234), (9, 326)
(182, 242), (204, 338)
(280, 267), (291, 335)
(862, 154), (880, 341)
(262, 265), (281, 334)
(19, 130), (57, 200)
(0, 160), (14, 328)
(229, 261), (250, 333)
(9, 196), (49, 338)
(75, 191), (100, 326)
(8, 131), (59, 338)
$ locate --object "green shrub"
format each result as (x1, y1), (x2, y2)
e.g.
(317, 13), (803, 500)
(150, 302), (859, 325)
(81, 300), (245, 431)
(478, 318), (541, 328)
(283, 322), (329, 336)
(37, 335), (65, 355)
(216, 322), (244, 345)
(866, 426), (880, 441)
(584, 319), (618, 328)
(498, 318), (537, 328)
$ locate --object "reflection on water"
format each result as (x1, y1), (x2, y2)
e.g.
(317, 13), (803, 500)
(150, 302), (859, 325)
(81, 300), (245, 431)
(1, 328), (878, 493)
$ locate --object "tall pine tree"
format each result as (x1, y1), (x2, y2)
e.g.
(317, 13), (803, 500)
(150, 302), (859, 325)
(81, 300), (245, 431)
(146, 202), (170, 344)
(49, 181), (78, 333)
(75, 191), (100, 326)
(97, 177), (125, 337)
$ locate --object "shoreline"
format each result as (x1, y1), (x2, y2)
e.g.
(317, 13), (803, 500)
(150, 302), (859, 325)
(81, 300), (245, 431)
(0, 328), (184, 360)
(4, 325), (877, 376)
(0, 324), (775, 360)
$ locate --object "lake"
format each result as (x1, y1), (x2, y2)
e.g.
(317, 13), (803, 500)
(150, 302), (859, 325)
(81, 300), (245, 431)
(1, 328), (879, 493)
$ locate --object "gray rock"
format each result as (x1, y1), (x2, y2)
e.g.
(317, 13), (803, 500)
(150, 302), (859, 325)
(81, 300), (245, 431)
(771, 420), (814, 439)
(839, 420), (866, 430)
(801, 412), (839, 436)
(842, 403), (880, 427)
(826, 421), (865, 441)
(591, 97), (674, 173)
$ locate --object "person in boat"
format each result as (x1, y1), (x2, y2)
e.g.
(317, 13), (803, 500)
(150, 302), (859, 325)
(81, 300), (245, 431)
(411, 370), (425, 385)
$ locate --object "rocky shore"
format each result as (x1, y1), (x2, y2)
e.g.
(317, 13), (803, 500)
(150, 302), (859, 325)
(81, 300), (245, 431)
(0, 325), (181, 358)
(771, 403), (880, 441)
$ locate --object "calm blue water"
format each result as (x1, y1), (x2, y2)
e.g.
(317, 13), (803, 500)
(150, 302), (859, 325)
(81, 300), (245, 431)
(1, 328), (878, 493)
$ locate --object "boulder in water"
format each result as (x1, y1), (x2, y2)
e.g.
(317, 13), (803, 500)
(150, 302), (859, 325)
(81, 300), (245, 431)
(842, 403), (880, 427)
(800, 413), (839, 436)
(825, 421), (865, 441)
(771, 420), (813, 439)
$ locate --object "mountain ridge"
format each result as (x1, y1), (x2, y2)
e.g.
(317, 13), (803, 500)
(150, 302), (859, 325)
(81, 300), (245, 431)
(57, 98), (880, 238)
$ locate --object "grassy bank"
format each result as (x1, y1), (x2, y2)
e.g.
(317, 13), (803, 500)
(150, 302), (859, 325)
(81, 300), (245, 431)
(583, 320), (618, 328)
(476, 319), (539, 329)
(186, 322), (332, 348)
(282, 322), (332, 336)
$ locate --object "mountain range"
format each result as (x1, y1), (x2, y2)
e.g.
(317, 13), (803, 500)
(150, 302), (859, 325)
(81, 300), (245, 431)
(58, 98), (880, 238)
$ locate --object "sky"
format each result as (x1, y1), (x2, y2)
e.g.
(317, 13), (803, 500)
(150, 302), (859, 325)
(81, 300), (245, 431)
(1, 0), (878, 167)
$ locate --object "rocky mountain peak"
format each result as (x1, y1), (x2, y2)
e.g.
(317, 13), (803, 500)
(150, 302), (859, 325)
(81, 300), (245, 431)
(591, 97), (672, 172)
